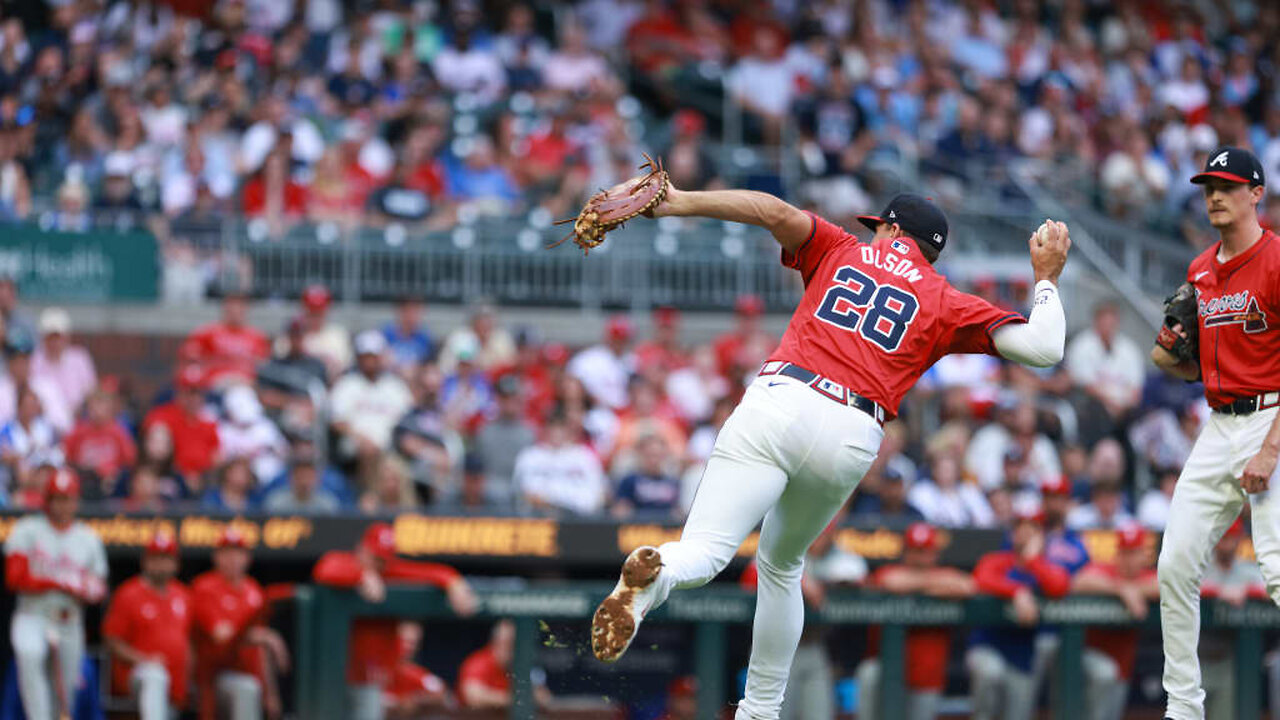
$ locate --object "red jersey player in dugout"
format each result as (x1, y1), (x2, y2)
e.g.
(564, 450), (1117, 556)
(588, 171), (1071, 720)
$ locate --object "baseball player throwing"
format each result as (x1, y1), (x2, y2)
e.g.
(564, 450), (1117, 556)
(3, 468), (107, 720)
(589, 182), (1071, 718)
(1151, 145), (1280, 720)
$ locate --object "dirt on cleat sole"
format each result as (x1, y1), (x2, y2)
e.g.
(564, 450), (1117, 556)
(591, 547), (662, 662)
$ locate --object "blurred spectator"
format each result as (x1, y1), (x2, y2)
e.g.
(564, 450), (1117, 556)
(445, 135), (520, 212)
(432, 28), (506, 105)
(727, 27), (793, 145)
(514, 411), (607, 516)
(1130, 400), (1201, 476)
(381, 297), (434, 376)
(1137, 467), (1179, 531)
(31, 307), (96, 417)
(1200, 519), (1266, 720)
(242, 136), (308, 231)
(0, 326), (72, 434)
(358, 454), (417, 515)
(263, 455), (341, 514)
(967, 510), (1070, 720)
(567, 315), (635, 410)
(200, 458), (258, 513)
(385, 622), (452, 716)
(394, 363), (462, 500)
(612, 433), (681, 519)
(217, 384), (287, 484)
(473, 375), (536, 510)
(1040, 476), (1091, 576)
(142, 367), (219, 488)
(859, 523), (975, 720)
(438, 304), (516, 374)
(1072, 526), (1159, 720)
(611, 375), (687, 472)
(291, 284), (353, 380)
(65, 388), (136, 491)
(182, 293), (270, 389)
(368, 160), (433, 226)
(1065, 302), (1144, 428)
(715, 295), (774, 381)
(635, 306), (687, 375)
(909, 454), (993, 528)
(440, 337), (495, 435)
(116, 465), (169, 513)
(663, 109), (721, 191)
(853, 466), (926, 525)
(330, 331), (413, 484)
(656, 676), (697, 720)
(263, 316), (328, 390)
(543, 21), (608, 96)
(966, 399), (1060, 493)
(0, 388), (63, 495)
(0, 276), (31, 337)
(94, 151), (144, 222)
(1068, 481), (1134, 530)
(457, 620), (551, 710)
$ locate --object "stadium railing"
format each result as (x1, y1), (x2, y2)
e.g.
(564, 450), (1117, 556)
(294, 583), (1276, 720)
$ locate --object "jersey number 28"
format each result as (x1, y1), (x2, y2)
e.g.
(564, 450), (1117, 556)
(814, 266), (919, 352)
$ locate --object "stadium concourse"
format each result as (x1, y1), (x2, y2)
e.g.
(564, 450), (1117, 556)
(0, 0), (1278, 718)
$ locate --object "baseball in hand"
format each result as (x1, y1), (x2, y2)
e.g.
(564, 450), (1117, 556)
(1035, 222), (1051, 247)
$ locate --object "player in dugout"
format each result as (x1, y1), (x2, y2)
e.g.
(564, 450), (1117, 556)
(313, 522), (478, 720)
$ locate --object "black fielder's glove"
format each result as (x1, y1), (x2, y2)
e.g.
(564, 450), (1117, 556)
(1156, 282), (1199, 364)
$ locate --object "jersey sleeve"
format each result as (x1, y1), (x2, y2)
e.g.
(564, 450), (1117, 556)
(102, 585), (133, 640)
(780, 212), (850, 285)
(941, 289), (1026, 357)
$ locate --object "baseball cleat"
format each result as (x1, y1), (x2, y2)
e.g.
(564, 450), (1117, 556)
(592, 546), (663, 662)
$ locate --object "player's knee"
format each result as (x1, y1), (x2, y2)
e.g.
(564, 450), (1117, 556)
(11, 632), (47, 662)
(755, 553), (804, 585)
(966, 648), (1004, 682)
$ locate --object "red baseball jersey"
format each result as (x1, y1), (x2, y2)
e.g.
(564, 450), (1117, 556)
(387, 663), (448, 703)
(312, 551), (461, 686)
(457, 645), (509, 707)
(769, 213), (1025, 418)
(1187, 230), (1280, 407)
(102, 577), (193, 704)
(191, 570), (268, 720)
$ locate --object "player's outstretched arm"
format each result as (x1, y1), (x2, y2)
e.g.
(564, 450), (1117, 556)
(651, 183), (813, 253)
(991, 220), (1070, 367)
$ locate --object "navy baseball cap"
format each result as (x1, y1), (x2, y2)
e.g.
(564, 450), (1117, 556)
(1191, 146), (1265, 187)
(857, 193), (949, 252)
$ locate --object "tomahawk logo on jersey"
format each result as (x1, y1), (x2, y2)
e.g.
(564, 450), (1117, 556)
(1186, 229), (1280, 407)
(769, 213), (1025, 419)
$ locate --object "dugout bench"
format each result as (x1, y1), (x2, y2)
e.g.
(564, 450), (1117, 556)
(294, 584), (1277, 720)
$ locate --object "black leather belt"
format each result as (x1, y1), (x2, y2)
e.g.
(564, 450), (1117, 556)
(1213, 392), (1280, 416)
(758, 361), (886, 425)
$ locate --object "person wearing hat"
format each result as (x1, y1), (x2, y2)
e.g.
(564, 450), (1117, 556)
(142, 365), (220, 485)
(586, 169), (1070, 720)
(858, 523), (974, 720)
(329, 330), (412, 482)
(191, 526), (289, 720)
(383, 621), (453, 716)
(4, 468), (107, 720)
(635, 305), (689, 374)
(0, 324), (72, 434)
(1150, 145), (1280, 720)
(566, 314), (635, 410)
(456, 618), (554, 710)
(183, 291), (270, 388)
(284, 284), (352, 380)
(313, 522), (477, 720)
(31, 306), (96, 417)
(103, 529), (193, 719)
(657, 675), (698, 720)
(262, 453), (341, 514)
(1071, 525), (1159, 720)
(713, 293), (776, 379)
(967, 508), (1071, 720)
(437, 303), (516, 375)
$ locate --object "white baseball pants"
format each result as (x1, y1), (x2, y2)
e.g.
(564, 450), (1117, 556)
(10, 611), (83, 720)
(1082, 649), (1128, 720)
(965, 645), (1036, 720)
(855, 658), (941, 720)
(130, 661), (172, 720)
(649, 373), (882, 720)
(1159, 407), (1280, 720)
(779, 643), (833, 720)
(216, 671), (263, 720)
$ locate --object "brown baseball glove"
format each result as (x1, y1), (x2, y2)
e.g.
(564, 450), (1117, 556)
(549, 154), (669, 255)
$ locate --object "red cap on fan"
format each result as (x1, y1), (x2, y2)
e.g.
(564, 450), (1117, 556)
(176, 364), (206, 391)
(669, 676), (697, 698)
(1116, 524), (1147, 551)
(605, 315), (633, 341)
(45, 468), (80, 498)
(653, 305), (680, 328)
(302, 284), (332, 311)
(735, 294), (764, 316)
(146, 529), (180, 556)
(903, 522), (938, 550)
(362, 523), (397, 560)
(1041, 475), (1072, 497)
(216, 526), (250, 549)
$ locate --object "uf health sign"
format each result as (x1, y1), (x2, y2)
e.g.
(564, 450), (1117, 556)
(0, 226), (158, 300)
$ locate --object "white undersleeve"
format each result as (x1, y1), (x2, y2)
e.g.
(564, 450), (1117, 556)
(992, 280), (1065, 367)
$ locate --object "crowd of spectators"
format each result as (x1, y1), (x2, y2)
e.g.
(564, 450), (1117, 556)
(0, 0), (1277, 266)
(0, 259), (1215, 545)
